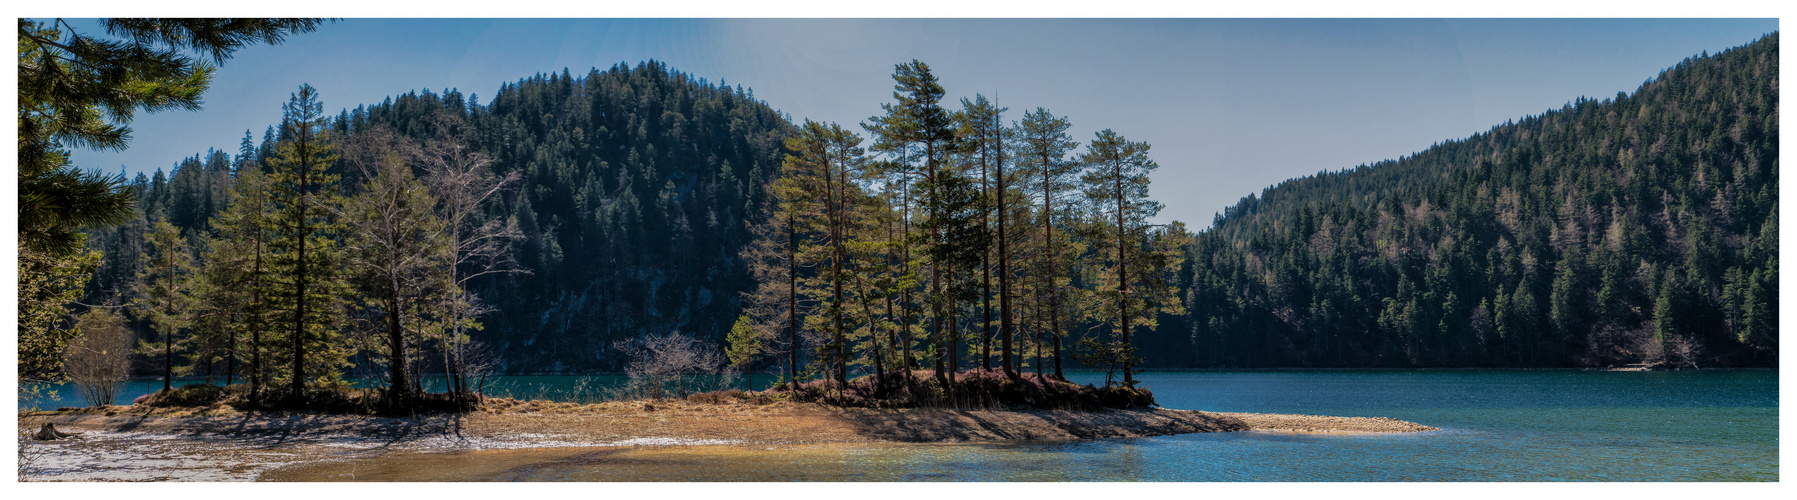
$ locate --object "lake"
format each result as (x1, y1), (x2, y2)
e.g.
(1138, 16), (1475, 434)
(23, 370), (1778, 481)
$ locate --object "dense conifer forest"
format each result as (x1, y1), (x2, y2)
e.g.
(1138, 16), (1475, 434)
(81, 62), (795, 379)
(69, 33), (1776, 387)
(1184, 33), (1778, 368)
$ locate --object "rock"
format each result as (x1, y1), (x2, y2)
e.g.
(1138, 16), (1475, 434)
(32, 423), (81, 441)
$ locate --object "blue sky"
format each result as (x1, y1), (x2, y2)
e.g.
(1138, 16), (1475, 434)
(61, 18), (1778, 228)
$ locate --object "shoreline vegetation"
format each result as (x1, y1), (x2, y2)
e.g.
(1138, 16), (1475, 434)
(52, 363), (1758, 387)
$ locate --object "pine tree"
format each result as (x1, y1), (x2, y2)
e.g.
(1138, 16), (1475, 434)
(1079, 129), (1164, 387)
(874, 60), (959, 388)
(957, 95), (1011, 376)
(1011, 108), (1080, 379)
(264, 84), (349, 403)
(783, 120), (867, 386)
(133, 219), (194, 392)
(725, 314), (762, 372)
(210, 167), (276, 398)
(743, 157), (812, 391)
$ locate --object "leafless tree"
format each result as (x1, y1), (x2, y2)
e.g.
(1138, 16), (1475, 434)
(417, 115), (523, 397)
(613, 332), (724, 400)
(63, 309), (133, 407)
(1664, 334), (1705, 370)
(1627, 328), (1704, 370)
(1632, 327), (1667, 366)
(460, 339), (500, 398)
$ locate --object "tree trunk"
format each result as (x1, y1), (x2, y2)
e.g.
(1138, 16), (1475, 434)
(1053, 313), (1065, 381)
(251, 225), (264, 402)
(1042, 145), (1064, 382)
(387, 291), (407, 402)
(946, 265), (958, 404)
(225, 318), (236, 387)
(885, 215), (902, 390)
(981, 137), (992, 372)
(997, 120), (1015, 379)
(787, 210), (799, 393)
(828, 149), (847, 386)
(292, 145), (309, 403)
(1116, 166), (1133, 388)
(854, 274), (888, 397)
(982, 251), (992, 371)
(900, 150), (915, 380)
(163, 252), (174, 392)
(928, 144), (948, 393)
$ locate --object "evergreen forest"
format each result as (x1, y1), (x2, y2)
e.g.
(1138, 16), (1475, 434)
(1186, 33), (1778, 368)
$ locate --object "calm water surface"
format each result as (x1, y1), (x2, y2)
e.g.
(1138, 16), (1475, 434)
(27, 370), (1778, 481)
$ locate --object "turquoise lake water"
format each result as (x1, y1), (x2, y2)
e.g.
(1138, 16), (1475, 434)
(23, 370), (1777, 481)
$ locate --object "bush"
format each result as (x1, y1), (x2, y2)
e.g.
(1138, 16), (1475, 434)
(613, 331), (728, 400)
(63, 309), (133, 407)
(686, 389), (747, 404)
(139, 383), (227, 407)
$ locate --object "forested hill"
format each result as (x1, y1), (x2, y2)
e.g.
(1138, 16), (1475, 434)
(1185, 33), (1778, 368)
(85, 61), (795, 372)
(457, 63), (792, 372)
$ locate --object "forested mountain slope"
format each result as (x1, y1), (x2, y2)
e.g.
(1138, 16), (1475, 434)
(85, 61), (795, 372)
(454, 63), (792, 372)
(1185, 33), (1778, 368)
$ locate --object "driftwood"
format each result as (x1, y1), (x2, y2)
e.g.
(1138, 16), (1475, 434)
(32, 423), (81, 441)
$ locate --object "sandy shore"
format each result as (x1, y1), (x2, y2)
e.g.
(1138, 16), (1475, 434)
(20, 400), (1434, 480)
(26, 399), (1436, 446)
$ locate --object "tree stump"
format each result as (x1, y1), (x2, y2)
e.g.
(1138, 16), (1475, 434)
(32, 423), (80, 441)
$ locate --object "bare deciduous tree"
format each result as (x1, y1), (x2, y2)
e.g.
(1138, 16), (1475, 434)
(613, 332), (724, 400)
(1664, 334), (1706, 370)
(460, 339), (500, 398)
(63, 308), (133, 407)
(417, 115), (523, 398)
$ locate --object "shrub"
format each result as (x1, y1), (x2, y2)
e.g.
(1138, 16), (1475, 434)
(139, 383), (227, 407)
(686, 389), (747, 404)
(613, 331), (726, 400)
(63, 309), (133, 407)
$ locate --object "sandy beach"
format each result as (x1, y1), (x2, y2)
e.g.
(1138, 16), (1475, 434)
(19, 399), (1436, 481)
(27, 398), (1437, 444)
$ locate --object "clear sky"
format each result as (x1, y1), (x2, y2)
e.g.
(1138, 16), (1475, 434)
(61, 18), (1778, 228)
